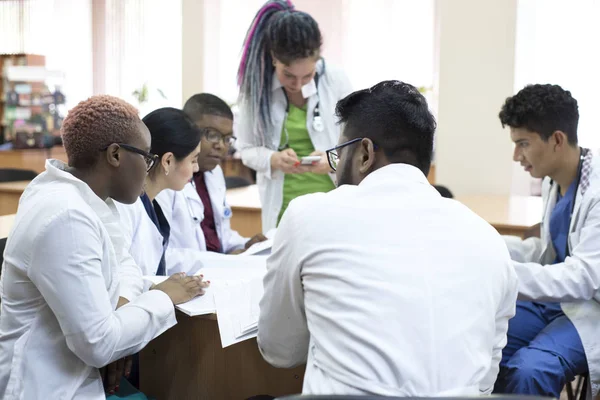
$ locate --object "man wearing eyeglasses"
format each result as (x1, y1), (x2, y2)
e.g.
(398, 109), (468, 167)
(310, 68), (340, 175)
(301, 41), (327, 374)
(156, 94), (267, 273)
(258, 81), (519, 396)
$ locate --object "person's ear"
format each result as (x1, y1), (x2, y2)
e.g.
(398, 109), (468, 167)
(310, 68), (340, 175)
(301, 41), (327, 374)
(106, 143), (121, 168)
(358, 139), (376, 174)
(551, 130), (567, 152)
(161, 152), (175, 175)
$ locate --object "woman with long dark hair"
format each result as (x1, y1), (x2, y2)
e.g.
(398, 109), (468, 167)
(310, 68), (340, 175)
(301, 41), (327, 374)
(236, 0), (353, 231)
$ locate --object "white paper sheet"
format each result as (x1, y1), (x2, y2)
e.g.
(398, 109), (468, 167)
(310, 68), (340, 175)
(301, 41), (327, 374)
(193, 252), (269, 269)
(240, 239), (273, 256)
(213, 277), (264, 348)
(239, 228), (277, 256)
(142, 274), (216, 316)
(238, 277), (262, 332)
(142, 255), (268, 319)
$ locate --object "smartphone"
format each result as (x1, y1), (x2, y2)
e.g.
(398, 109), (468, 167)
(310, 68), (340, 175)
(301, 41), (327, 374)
(300, 156), (322, 165)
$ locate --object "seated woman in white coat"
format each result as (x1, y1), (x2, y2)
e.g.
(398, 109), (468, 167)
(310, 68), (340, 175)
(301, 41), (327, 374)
(156, 94), (266, 271)
(117, 108), (204, 277)
(0, 95), (207, 399)
(258, 81), (519, 396)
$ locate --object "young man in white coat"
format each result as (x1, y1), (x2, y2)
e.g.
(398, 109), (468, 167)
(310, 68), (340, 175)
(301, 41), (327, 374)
(494, 84), (600, 398)
(258, 80), (519, 396)
(156, 94), (266, 273)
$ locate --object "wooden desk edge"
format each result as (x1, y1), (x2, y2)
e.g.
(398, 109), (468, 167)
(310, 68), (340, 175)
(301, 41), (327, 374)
(491, 222), (536, 231)
(230, 205), (261, 211)
(0, 182), (30, 193)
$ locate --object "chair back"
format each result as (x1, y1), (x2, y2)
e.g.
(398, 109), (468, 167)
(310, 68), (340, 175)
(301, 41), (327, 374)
(0, 168), (38, 183)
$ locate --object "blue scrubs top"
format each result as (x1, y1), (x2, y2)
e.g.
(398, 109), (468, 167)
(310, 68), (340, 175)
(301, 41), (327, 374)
(140, 193), (170, 275)
(549, 180), (577, 264)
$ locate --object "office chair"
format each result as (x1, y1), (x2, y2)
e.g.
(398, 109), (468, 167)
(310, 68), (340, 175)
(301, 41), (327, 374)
(276, 396), (555, 400)
(225, 176), (252, 189)
(566, 374), (588, 400)
(0, 168), (38, 183)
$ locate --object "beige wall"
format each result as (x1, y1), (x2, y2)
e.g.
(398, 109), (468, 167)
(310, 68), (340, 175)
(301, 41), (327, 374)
(294, 0), (346, 65)
(434, 0), (517, 195)
(182, 0), (206, 105)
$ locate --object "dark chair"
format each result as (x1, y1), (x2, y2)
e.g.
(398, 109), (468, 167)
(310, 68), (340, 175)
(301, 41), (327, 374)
(276, 396), (555, 400)
(225, 176), (252, 189)
(434, 185), (454, 198)
(566, 374), (588, 400)
(0, 168), (38, 183)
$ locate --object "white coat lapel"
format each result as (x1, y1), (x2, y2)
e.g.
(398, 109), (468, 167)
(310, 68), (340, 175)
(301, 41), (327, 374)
(540, 181), (559, 264)
(568, 150), (595, 250)
(205, 169), (225, 227)
(569, 185), (585, 245)
(184, 180), (205, 217)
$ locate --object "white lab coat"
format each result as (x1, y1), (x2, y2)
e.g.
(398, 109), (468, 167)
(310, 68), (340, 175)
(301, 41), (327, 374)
(259, 164), (518, 396)
(236, 60), (353, 232)
(117, 194), (208, 278)
(156, 165), (248, 274)
(115, 197), (163, 276)
(504, 156), (600, 397)
(0, 160), (176, 400)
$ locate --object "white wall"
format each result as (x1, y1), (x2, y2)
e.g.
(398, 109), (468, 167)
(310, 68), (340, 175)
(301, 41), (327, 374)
(434, 0), (518, 195)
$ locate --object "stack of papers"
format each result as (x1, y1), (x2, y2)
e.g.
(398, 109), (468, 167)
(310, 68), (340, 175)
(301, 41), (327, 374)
(143, 254), (269, 347)
(213, 277), (264, 346)
(240, 238), (273, 256)
(239, 228), (277, 257)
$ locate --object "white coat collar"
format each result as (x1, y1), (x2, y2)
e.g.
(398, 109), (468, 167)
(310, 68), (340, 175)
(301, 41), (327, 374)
(38, 159), (116, 216)
(359, 163), (431, 189)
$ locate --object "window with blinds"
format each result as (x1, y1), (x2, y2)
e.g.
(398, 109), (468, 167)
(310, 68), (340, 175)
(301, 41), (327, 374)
(0, 0), (52, 54)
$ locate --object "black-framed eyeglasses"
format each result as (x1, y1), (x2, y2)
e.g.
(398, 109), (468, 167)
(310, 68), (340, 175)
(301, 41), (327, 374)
(326, 138), (374, 171)
(102, 143), (159, 172)
(204, 128), (237, 147)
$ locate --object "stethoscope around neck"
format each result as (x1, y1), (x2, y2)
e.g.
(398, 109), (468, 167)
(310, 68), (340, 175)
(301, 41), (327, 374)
(278, 60), (325, 151)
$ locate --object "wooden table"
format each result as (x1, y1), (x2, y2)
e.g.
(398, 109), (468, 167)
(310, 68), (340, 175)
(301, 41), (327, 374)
(457, 195), (543, 238)
(0, 179), (263, 233)
(226, 185), (262, 237)
(0, 214), (15, 239)
(0, 180), (542, 240)
(222, 155), (255, 184)
(0, 181), (28, 216)
(224, 187), (544, 239)
(427, 163), (436, 185)
(140, 312), (304, 400)
(0, 146), (67, 173)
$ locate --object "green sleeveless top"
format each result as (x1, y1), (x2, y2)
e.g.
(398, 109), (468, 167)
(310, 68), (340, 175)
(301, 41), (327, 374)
(278, 103), (335, 224)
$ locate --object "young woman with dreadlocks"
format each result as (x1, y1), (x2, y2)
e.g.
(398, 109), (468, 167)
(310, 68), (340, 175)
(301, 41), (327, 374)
(236, 0), (352, 231)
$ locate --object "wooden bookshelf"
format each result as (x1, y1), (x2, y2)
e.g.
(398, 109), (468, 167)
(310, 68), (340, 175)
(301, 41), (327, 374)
(0, 54), (46, 144)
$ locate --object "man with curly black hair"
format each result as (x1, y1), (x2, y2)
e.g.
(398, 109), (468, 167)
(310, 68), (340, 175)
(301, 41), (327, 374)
(495, 84), (600, 398)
